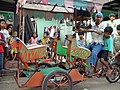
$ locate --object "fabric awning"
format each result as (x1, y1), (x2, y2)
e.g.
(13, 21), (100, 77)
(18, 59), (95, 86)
(22, 3), (74, 13)
(17, 0), (113, 13)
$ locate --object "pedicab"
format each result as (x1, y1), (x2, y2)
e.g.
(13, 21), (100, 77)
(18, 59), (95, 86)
(11, 37), (91, 90)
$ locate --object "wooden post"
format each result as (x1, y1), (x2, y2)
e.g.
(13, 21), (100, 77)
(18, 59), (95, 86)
(19, 9), (21, 38)
(74, 8), (77, 27)
(19, 8), (22, 38)
(22, 10), (25, 41)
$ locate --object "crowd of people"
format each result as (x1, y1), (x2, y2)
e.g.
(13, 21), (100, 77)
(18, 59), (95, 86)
(0, 19), (18, 71)
(0, 12), (120, 78)
(76, 13), (120, 77)
(0, 19), (59, 72)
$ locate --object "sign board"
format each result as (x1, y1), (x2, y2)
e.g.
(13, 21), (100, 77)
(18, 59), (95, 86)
(0, 11), (14, 24)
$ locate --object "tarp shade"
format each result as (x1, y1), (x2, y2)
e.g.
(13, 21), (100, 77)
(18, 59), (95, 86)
(48, 0), (64, 6)
(94, 3), (103, 12)
(73, 0), (87, 10)
(64, 0), (73, 8)
(18, 0), (103, 13)
(42, 0), (48, 4)
(22, 3), (74, 13)
(87, 2), (94, 12)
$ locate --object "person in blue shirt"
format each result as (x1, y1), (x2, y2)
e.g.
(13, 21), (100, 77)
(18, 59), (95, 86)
(77, 31), (85, 47)
(98, 26), (113, 76)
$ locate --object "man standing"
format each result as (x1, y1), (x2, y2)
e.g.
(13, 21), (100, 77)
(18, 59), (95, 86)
(107, 13), (117, 38)
(87, 13), (105, 77)
(0, 19), (10, 69)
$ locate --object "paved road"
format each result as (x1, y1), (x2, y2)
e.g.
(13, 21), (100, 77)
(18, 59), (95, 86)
(0, 76), (120, 90)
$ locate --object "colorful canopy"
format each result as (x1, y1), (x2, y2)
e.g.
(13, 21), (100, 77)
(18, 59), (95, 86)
(17, 0), (112, 12)
(17, 0), (105, 13)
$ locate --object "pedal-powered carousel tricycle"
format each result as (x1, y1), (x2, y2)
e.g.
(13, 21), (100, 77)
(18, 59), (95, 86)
(11, 36), (91, 90)
(11, 34), (118, 90)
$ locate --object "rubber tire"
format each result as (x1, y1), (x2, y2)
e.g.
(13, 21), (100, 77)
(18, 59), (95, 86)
(106, 64), (120, 83)
(42, 70), (73, 90)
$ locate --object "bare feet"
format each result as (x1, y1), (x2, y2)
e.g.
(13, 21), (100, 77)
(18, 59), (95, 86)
(106, 69), (113, 77)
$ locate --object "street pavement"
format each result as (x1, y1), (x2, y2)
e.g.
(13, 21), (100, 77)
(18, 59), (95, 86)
(0, 61), (120, 90)
(0, 76), (120, 90)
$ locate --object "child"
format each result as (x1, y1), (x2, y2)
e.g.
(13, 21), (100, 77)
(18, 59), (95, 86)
(77, 31), (85, 47)
(9, 31), (18, 62)
(0, 33), (5, 71)
(112, 24), (120, 60)
(98, 26), (113, 76)
(7, 24), (13, 36)
(38, 32), (51, 59)
(28, 32), (38, 44)
(39, 32), (50, 45)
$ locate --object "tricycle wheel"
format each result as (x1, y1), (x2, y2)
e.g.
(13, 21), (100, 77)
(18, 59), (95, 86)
(42, 70), (73, 90)
(38, 63), (52, 69)
(106, 64), (120, 83)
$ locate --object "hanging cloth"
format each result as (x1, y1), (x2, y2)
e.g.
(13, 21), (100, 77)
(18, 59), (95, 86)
(42, 0), (48, 4)
(64, 0), (73, 8)
(48, 0), (64, 6)
(45, 12), (53, 20)
(87, 2), (94, 12)
(73, 0), (87, 10)
(94, 3), (103, 13)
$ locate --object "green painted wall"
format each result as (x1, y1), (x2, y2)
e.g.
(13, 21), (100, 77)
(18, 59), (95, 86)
(36, 18), (56, 39)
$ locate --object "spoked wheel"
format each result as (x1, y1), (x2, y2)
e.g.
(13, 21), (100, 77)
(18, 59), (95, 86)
(106, 64), (120, 83)
(38, 63), (52, 69)
(42, 70), (73, 90)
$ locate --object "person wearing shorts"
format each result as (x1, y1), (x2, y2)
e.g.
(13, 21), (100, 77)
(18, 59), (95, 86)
(98, 26), (113, 76)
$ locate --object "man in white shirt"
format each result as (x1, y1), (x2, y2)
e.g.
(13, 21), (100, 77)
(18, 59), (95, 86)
(0, 19), (10, 42)
(0, 19), (10, 69)
(87, 13), (105, 77)
(107, 13), (117, 38)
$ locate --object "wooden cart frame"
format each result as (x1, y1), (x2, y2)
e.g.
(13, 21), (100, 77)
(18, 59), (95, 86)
(11, 37), (91, 90)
